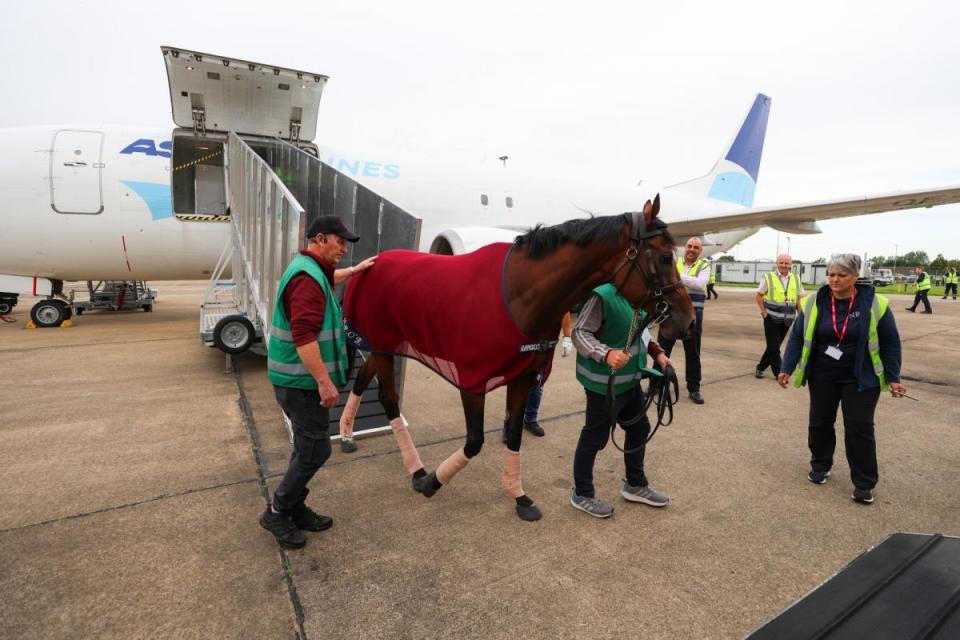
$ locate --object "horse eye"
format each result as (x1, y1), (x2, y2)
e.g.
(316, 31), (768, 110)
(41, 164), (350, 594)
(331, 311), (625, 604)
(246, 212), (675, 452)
(659, 254), (672, 265)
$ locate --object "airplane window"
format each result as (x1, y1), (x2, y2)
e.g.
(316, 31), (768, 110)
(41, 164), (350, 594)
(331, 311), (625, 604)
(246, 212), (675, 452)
(505, 196), (514, 208)
(480, 194), (488, 206)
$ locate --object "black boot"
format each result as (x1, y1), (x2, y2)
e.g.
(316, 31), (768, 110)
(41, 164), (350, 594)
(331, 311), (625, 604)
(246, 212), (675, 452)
(259, 508), (306, 549)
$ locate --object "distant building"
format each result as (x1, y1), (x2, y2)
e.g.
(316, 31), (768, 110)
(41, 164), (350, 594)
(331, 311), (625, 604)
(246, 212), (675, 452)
(712, 260), (827, 285)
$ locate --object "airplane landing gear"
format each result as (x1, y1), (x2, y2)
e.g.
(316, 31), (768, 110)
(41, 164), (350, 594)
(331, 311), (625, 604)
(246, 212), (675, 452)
(30, 299), (71, 328)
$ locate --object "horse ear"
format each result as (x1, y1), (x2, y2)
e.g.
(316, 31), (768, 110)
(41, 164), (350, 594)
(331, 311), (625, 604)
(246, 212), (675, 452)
(642, 199), (652, 218)
(651, 193), (661, 220)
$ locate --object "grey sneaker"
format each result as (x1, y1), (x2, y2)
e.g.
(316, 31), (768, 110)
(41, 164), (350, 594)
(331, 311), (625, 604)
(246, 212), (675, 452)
(569, 492), (614, 518)
(852, 488), (875, 504)
(340, 438), (358, 453)
(621, 482), (669, 507)
(808, 469), (831, 485)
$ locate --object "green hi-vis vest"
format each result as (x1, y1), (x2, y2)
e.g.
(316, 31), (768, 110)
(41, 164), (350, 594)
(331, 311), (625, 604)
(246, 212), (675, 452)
(946, 272), (959, 285)
(709, 268), (716, 284)
(762, 271), (801, 323)
(267, 254), (349, 390)
(793, 292), (890, 392)
(576, 284), (660, 395)
(916, 272), (931, 291)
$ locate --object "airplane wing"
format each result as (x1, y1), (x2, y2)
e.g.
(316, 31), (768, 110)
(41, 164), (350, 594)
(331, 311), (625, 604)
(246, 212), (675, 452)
(667, 184), (960, 238)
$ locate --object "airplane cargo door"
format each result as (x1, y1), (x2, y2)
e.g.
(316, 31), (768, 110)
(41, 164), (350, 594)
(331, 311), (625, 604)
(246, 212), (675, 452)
(50, 130), (104, 214)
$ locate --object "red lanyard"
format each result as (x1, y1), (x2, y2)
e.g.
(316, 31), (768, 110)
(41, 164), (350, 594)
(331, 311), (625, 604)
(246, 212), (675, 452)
(830, 289), (856, 345)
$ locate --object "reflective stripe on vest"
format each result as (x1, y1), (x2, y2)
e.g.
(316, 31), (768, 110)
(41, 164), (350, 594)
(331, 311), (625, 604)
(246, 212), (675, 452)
(762, 271), (800, 322)
(677, 257), (708, 308)
(793, 293), (889, 391)
(946, 272), (958, 285)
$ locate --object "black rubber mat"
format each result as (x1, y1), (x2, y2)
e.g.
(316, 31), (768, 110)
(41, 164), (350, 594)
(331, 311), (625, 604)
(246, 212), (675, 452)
(747, 533), (960, 640)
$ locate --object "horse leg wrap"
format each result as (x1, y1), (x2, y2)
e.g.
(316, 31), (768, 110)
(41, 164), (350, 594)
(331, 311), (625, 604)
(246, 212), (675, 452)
(502, 450), (524, 498)
(436, 448), (470, 485)
(339, 392), (362, 439)
(391, 416), (423, 473)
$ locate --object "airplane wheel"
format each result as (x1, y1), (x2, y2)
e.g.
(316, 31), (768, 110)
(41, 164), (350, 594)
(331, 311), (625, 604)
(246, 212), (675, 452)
(0, 294), (17, 315)
(143, 304), (153, 312)
(30, 300), (68, 328)
(75, 308), (84, 315)
(213, 315), (255, 354)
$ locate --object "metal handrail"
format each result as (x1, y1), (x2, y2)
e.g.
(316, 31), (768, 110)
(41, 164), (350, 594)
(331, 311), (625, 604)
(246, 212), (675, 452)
(226, 132), (304, 341)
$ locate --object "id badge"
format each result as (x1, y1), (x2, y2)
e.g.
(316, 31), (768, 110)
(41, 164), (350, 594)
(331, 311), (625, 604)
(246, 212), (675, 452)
(825, 345), (843, 360)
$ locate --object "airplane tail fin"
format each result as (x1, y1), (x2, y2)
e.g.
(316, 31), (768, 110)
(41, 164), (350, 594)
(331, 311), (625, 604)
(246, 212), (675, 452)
(664, 93), (771, 207)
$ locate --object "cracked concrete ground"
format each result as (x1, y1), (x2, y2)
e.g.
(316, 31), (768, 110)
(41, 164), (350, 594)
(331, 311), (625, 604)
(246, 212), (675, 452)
(1, 283), (957, 639)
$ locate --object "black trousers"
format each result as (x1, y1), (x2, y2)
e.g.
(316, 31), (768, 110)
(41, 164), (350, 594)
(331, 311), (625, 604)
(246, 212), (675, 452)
(757, 316), (791, 375)
(706, 283), (718, 299)
(272, 385), (332, 513)
(908, 290), (932, 312)
(659, 307), (703, 392)
(807, 379), (881, 490)
(943, 283), (957, 298)
(573, 387), (650, 498)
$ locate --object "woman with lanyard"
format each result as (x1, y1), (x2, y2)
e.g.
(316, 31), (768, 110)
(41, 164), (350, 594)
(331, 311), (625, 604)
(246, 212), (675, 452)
(777, 254), (906, 505)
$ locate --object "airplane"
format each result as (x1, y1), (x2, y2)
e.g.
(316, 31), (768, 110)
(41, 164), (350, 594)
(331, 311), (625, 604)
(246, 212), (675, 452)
(2, 46), (959, 328)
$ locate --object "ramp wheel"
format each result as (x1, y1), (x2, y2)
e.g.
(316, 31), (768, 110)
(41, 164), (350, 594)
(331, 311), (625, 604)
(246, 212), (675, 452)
(30, 300), (68, 328)
(213, 315), (255, 354)
(0, 301), (13, 315)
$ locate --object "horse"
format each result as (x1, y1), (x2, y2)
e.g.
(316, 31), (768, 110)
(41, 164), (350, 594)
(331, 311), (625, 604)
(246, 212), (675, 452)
(339, 195), (694, 521)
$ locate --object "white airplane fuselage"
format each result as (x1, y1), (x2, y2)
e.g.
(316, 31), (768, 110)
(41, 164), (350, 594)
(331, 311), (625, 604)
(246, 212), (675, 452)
(0, 124), (755, 284)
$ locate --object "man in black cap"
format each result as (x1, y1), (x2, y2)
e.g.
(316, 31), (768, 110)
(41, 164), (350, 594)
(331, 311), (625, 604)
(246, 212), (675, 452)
(259, 216), (375, 549)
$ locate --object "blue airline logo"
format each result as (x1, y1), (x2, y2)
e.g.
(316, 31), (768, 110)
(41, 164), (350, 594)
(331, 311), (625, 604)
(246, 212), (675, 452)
(117, 140), (400, 180)
(326, 157), (400, 180)
(120, 139), (172, 158)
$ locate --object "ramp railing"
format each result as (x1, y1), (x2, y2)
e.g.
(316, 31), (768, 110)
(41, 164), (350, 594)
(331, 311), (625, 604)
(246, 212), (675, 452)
(225, 132), (304, 344)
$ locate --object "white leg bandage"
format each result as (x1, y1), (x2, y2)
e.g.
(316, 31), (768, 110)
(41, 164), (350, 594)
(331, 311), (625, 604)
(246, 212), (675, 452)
(436, 448), (470, 485)
(339, 392), (362, 439)
(502, 449), (524, 498)
(391, 416), (423, 473)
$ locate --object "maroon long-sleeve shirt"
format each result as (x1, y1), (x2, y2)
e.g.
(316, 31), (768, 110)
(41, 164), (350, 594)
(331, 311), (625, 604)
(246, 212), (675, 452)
(282, 250), (336, 347)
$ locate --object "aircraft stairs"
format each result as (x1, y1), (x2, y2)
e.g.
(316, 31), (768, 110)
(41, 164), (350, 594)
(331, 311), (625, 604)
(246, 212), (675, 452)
(201, 132), (420, 441)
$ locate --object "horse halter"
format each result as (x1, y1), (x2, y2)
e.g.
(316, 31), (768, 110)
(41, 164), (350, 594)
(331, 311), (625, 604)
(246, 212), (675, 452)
(611, 210), (683, 326)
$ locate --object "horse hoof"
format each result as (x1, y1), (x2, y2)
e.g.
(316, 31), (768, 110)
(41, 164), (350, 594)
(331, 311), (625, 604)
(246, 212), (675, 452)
(516, 502), (542, 521)
(412, 471), (439, 498)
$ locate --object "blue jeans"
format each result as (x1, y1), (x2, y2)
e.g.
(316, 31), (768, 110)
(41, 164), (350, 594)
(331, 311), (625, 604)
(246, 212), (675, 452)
(523, 385), (544, 423)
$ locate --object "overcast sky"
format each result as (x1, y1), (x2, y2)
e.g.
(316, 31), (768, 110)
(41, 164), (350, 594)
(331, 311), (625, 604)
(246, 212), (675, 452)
(3, 1), (958, 262)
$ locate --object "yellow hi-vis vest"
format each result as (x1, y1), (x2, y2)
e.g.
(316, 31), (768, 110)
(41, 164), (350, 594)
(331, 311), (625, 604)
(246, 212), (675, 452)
(267, 254), (349, 389)
(946, 271), (958, 285)
(762, 271), (801, 323)
(916, 272), (931, 291)
(793, 293), (890, 391)
(677, 257), (709, 308)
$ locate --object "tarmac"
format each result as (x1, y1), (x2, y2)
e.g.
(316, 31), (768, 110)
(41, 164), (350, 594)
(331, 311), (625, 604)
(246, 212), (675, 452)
(1, 283), (957, 640)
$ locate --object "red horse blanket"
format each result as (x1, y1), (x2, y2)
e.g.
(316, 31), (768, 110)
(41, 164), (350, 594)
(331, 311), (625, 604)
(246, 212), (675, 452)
(342, 243), (552, 394)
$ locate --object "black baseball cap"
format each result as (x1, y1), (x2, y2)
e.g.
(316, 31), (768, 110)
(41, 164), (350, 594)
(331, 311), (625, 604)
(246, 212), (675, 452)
(306, 216), (359, 242)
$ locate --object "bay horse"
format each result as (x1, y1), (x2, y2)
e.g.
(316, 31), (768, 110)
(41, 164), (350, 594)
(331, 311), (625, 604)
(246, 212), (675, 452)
(339, 195), (694, 521)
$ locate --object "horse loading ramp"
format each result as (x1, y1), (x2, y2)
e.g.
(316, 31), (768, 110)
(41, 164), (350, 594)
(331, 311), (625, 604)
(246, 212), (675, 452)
(202, 133), (420, 441)
(746, 533), (960, 639)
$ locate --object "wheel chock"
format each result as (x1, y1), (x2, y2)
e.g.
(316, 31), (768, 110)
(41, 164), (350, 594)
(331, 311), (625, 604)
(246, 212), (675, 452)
(61, 320), (74, 328)
(25, 321), (37, 329)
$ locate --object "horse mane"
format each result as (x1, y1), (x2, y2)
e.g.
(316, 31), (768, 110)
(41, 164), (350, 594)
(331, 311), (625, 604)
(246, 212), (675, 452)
(513, 213), (630, 259)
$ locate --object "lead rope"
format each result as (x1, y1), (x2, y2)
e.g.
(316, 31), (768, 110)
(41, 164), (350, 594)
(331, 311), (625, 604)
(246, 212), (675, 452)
(608, 308), (679, 454)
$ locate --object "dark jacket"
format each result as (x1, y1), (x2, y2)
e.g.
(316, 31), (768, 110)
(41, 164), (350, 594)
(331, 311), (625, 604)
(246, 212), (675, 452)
(781, 284), (902, 390)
